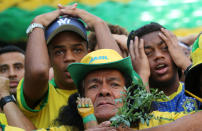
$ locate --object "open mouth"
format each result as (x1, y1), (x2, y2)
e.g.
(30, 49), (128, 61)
(154, 64), (168, 75)
(64, 71), (71, 78)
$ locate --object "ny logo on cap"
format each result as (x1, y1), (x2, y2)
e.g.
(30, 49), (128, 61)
(57, 18), (71, 26)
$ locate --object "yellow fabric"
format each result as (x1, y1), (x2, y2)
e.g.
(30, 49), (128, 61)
(137, 111), (191, 130)
(0, 111), (189, 130)
(16, 79), (77, 128)
(191, 32), (202, 67)
(156, 82), (182, 102)
(4, 125), (25, 131)
(78, 107), (94, 118)
(191, 49), (202, 68)
(34, 111), (190, 130)
(185, 90), (202, 103)
(0, 113), (7, 125)
(173, 27), (202, 37)
(81, 49), (123, 64)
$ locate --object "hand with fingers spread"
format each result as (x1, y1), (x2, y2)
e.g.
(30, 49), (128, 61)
(77, 97), (98, 129)
(58, 3), (121, 55)
(129, 37), (150, 91)
(159, 28), (192, 70)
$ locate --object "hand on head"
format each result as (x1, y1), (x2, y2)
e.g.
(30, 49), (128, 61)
(159, 28), (192, 70)
(129, 36), (150, 91)
(58, 3), (102, 31)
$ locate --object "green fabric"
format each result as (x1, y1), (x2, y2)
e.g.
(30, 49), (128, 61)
(67, 56), (142, 90)
(0, 0), (202, 42)
(0, 123), (5, 131)
(49, 78), (59, 88)
(83, 114), (97, 124)
(20, 78), (49, 112)
(192, 36), (199, 52)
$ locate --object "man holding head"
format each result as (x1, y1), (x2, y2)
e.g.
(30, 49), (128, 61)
(45, 49), (188, 131)
(17, 4), (118, 128)
(127, 22), (199, 112)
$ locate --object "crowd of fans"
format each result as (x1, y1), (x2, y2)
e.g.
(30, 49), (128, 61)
(0, 3), (202, 131)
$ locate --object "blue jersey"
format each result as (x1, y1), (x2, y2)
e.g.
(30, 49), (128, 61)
(152, 82), (200, 112)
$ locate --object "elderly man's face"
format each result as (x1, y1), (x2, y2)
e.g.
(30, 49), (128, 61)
(84, 69), (125, 123)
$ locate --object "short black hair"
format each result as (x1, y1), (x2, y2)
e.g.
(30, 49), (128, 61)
(0, 45), (25, 55)
(127, 22), (166, 49)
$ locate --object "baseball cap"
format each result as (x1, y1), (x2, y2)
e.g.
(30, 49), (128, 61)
(45, 16), (88, 44)
(67, 49), (142, 94)
(185, 32), (202, 102)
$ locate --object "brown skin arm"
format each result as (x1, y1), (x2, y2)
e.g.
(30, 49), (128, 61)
(0, 77), (35, 130)
(59, 4), (122, 56)
(24, 5), (77, 107)
(23, 8), (68, 107)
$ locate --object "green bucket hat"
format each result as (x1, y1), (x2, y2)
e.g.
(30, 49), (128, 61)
(185, 32), (202, 102)
(67, 49), (142, 94)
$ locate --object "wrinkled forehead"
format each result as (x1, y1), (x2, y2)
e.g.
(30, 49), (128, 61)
(84, 69), (125, 82)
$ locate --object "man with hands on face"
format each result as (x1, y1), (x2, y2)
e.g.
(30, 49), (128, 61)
(127, 22), (199, 112)
(17, 3), (118, 128)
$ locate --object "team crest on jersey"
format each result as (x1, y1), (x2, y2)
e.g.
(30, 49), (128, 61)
(182, 98), (198, 112)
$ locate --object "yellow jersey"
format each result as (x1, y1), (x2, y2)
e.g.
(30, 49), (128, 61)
(0, 113), (7, 125)
(16, 79), (77, 128)
(0, 111), (192, 131)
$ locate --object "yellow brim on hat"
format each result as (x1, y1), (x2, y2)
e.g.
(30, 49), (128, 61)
(67, 49), (142, 92)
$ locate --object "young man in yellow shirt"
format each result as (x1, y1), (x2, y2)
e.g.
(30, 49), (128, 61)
(17, 4), (119, 128)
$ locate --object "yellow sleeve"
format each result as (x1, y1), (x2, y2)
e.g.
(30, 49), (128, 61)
(4, 126), (25, 131)
(16, 79), (49, 117)
(138, 111), (191, 130)
(0, 113), (7, 125)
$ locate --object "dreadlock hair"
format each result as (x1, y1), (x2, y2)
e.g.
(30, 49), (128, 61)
(0, 45), (25, 55)
(54, 93), (84, 131)
(127, 22), (166, 49)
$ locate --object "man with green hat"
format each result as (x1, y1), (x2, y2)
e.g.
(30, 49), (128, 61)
(51, 49), (190, 130)
(185, 32), (202, 104)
